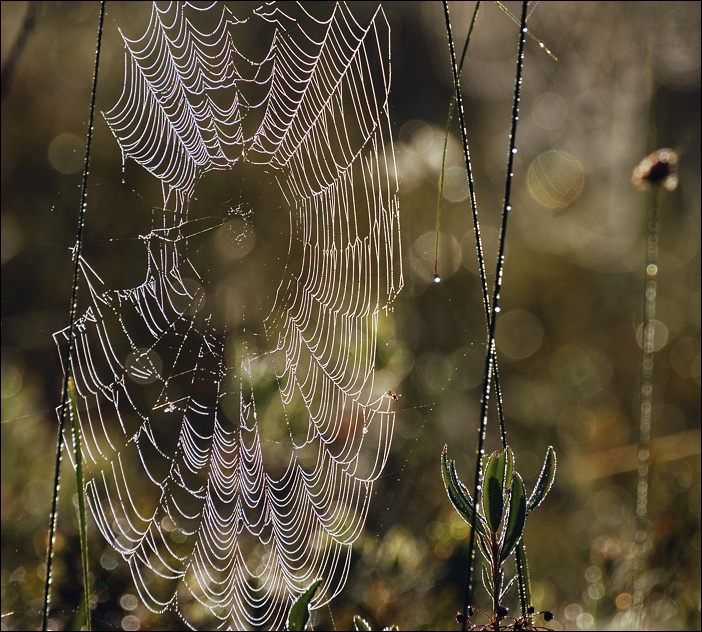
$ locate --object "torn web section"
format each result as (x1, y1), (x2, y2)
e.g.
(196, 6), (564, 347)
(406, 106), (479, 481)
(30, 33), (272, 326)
(55, 2), (402, 630)
(53, 234), (221, 611)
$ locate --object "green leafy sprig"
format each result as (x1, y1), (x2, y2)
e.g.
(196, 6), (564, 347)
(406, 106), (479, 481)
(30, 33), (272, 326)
(442, 445), (556, 629)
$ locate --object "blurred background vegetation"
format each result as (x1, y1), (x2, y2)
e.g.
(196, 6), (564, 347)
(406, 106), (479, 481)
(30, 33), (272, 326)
(1, 1), (700, 630)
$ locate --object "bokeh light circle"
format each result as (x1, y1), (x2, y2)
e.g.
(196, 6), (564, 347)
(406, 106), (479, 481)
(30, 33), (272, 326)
(47, 133), (84, 174)
(527, 149), (584, 209)
(496, 309), (544, 360)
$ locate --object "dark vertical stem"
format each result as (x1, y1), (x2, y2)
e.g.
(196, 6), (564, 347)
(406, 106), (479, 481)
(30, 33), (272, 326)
(491, 535), (501, 626)
(42, 3), (106, 630)
(476, 2), (529, 621)
(443, 2), (529, 628)
(435, 1), (480, 281)
(442, 1), (508, 450)
(441, 5), (483, 628)
(484, 0), (527, 457)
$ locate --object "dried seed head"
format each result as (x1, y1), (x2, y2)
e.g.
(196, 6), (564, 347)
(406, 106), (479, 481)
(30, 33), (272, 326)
(632, 148), (679, 191)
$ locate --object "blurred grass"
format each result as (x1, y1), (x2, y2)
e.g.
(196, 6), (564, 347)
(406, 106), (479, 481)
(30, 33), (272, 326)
(1, 2), (700, 630)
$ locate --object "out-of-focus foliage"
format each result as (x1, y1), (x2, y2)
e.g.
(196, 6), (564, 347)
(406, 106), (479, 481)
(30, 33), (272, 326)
(1, 2), (699, 631)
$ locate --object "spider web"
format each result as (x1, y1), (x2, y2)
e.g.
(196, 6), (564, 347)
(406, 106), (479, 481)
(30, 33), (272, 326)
(54, 2), (402, 629)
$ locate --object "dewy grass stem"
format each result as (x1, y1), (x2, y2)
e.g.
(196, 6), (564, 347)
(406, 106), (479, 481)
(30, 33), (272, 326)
(483, 1), (529, 449)
(443, 2), (529, 628)
(440, 6), (485, 625)
(42, 3), (105, 630)
(441, 1), (508, 449)
(434, 1), (480, 282)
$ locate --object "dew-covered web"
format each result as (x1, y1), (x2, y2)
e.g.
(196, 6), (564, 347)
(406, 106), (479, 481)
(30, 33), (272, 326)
(53, 2), (402, 629)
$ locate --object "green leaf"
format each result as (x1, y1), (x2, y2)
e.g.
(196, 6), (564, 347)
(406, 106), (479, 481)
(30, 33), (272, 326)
(441, 446), (488, 536)
(353, 617), (398, 631)
(500, 473), (527, 563)
(483, 451), (505, 533)
(526, 446), (556, 513)
(286, 578), (323, 631)
(354, 615), (372, 631)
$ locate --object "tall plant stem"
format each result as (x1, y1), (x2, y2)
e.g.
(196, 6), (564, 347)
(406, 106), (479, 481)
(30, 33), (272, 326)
(42, 3), (105, 629)
(629, 37), (661, 630)
(441, 1), (508, 449)
(435, 1), (480, 281)
(631, 184), (660, 628)
(443, 2), (529, 628)
(483, 1), (527, 460)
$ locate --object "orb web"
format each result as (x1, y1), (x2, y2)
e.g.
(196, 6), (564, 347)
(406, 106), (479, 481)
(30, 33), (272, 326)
(53, 2), (402, 629)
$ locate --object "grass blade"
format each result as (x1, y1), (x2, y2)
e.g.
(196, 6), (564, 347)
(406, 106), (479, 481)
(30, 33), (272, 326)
(68, 378), (91, 631)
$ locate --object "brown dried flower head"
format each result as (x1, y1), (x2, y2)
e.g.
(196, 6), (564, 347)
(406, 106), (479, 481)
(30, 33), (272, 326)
(632, 148), (679, 191)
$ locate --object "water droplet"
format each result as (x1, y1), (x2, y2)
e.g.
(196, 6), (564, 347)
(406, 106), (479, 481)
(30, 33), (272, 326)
(495, 306), (501, 313)
(512, 148), (518, 154)
(646, 264), (657, 276)
(434, 275), (441, 283)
